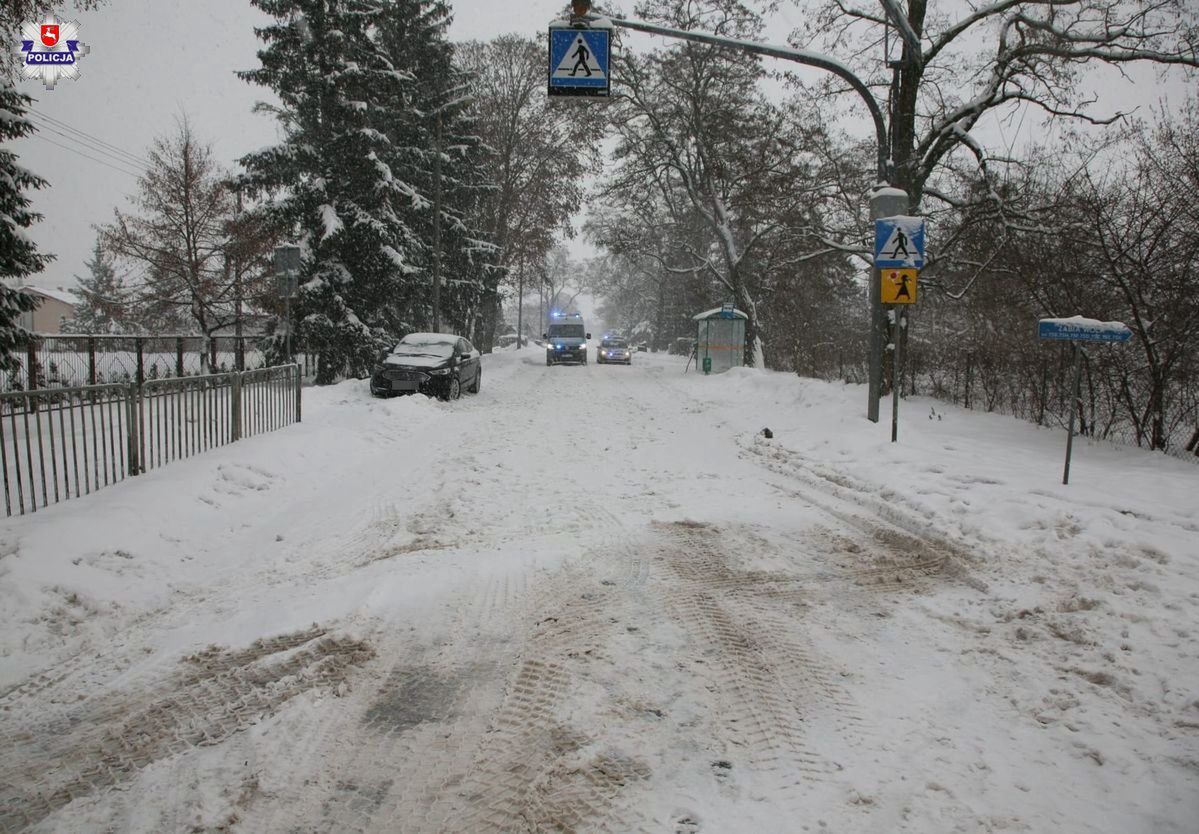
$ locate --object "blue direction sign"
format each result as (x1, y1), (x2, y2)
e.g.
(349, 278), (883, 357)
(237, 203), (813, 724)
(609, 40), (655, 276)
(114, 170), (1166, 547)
(875, 216), (925, 268)
(548, 27), (610, 97)
(1038, 318), (1132, 343)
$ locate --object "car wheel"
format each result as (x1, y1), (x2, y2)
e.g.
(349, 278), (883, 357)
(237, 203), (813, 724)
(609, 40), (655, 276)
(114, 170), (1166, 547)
(470, 368), (481, 394)
(444, 377), (461, 401)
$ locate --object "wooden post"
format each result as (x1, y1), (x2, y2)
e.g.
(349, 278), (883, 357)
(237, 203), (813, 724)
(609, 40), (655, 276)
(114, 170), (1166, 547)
(959, 349), (968, 409)
(135, 337), (145, 389)
(126, 382), (140, 475)
(88, 336), (97, 385)
(26, 339), (40, 391)
(175, 336), (184, 378)
(231, 373), (242, 442)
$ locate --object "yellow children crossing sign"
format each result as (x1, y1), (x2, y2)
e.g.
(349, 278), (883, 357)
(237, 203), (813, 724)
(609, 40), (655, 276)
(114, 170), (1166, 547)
(881, 268), (917, 304)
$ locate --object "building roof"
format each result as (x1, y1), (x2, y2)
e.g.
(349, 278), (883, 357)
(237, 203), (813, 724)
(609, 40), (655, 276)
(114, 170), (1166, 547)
(692, 306), (748, 321)
(20, 286), (81, 307)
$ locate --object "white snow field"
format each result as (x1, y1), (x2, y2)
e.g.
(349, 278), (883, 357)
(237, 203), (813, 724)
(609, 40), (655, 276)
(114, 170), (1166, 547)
(1, 348), (1195, 833)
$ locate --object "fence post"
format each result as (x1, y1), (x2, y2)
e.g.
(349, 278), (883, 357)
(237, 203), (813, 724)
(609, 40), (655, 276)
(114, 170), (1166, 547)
(135, 337), (145, 390)
(126, 382), (141, 475)
(88, 336), (97, 385)
(231, 372), (242, 442)
(26, 339), (40, 391)
(176, 336), (184, 378)
(295, 363), (302, 423)
(236, 336), (245, 372)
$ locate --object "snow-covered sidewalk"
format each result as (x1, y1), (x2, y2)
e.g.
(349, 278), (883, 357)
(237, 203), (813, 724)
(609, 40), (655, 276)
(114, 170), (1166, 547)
(1, 349), (1195, 833)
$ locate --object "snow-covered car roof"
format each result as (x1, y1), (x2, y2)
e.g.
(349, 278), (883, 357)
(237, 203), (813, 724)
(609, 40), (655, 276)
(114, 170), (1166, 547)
(400, 332), (459, 344)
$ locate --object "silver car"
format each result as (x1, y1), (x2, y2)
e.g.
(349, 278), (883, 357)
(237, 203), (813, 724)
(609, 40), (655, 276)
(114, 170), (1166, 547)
(596, 337), (632, 365)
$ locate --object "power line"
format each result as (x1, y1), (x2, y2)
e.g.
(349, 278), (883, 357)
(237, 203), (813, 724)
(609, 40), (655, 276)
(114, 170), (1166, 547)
(29, 117), (149, 175)
(33, 134), (142, 178)
(30, 112), (150, 171)
(28, 107), (151, 169)
(29, 107), (150, 168)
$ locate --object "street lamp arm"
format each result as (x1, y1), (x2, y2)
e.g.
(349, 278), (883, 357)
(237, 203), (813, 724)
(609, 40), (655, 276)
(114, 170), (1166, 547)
(879, 0), (923, 67)
(590, 14), (891, 183)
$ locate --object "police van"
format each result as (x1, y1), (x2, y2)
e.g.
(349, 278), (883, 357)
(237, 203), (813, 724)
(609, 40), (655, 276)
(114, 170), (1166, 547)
(543, 312), (591, 366)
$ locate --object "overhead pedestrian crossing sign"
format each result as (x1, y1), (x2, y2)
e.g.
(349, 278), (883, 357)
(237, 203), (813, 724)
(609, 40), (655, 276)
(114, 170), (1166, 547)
(874, 216), (925, 268)
(548, 26), (610, 97)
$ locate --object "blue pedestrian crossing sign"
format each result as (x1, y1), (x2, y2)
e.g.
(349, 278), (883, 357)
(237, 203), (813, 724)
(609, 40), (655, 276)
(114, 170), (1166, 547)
(875, 216), (925, 269)
(548, 26), (610, 98)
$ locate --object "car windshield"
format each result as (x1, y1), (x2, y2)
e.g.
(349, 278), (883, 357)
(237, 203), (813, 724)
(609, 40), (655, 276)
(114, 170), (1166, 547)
(548, 324), (584, 339)
(602, 339), (628, 348)
(392, 339), (455, 359)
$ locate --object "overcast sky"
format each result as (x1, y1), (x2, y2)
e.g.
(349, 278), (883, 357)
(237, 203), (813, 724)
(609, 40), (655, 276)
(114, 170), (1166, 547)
(12, 0), (570, 291)
(11, 0), (1193, 294)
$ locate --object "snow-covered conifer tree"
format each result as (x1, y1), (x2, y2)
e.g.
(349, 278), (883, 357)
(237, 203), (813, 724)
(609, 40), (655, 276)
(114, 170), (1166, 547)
(67, 239), (126, 333)
(0, 81), (45, 372)
(239, 0), (428, 383)
(373, 0), (499, 342)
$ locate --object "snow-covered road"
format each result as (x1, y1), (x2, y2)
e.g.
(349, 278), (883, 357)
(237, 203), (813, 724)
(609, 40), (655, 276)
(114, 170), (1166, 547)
(1, 349), (1196, 833)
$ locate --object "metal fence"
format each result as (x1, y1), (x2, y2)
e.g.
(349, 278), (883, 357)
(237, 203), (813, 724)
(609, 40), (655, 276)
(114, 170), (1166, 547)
(797, 342), (1197, 461)
(3, 334), (319, 393)
(1, 365), (301, 517)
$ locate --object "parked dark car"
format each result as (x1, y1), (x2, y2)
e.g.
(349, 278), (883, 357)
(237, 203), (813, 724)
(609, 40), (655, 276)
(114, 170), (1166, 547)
(370, 333), (481, 400)
(596, 337), (632, 365)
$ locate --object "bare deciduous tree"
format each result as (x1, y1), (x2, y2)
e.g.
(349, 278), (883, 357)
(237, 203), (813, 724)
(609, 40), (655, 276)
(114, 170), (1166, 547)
(102, 120), (245, 346)
(459, 35), (604, 342)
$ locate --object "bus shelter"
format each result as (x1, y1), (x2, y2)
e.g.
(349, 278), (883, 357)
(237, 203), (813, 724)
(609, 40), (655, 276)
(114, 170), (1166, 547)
(693, 305), (747, 374)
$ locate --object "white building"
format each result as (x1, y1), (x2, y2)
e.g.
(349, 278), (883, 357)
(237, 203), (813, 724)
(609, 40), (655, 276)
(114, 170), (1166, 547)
(16, 286), (80, 334)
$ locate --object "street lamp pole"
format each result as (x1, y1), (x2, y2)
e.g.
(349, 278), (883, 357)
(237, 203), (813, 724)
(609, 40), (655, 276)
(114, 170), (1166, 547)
(576, 8), (898, 420)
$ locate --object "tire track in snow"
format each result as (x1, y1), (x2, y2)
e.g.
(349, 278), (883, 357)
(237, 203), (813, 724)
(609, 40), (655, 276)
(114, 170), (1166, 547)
(0, 628), (371, 833)
(441, 562), (655, 834)
(650, 522), (860, 796)
(739, 435), (987, 594)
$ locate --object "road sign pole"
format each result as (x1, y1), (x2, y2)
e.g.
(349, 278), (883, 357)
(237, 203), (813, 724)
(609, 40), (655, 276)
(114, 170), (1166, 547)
(869, 188), (909, 422)
(1036, 318), (1130, 483)
(891, 308), (902, 442)
(1063, 342), (1082, 485)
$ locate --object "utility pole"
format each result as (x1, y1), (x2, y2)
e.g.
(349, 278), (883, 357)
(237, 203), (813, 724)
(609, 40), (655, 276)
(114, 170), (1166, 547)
(234, 191), (245, 371)
(431, 110), (442, 333)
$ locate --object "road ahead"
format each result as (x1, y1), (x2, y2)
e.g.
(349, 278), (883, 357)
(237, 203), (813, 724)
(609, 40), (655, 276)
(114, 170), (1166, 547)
(2, 349), (1194, 833)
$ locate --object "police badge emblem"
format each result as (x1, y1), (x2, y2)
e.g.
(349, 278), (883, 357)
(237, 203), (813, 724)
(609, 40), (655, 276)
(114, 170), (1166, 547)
(19, 16), (89, 90)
